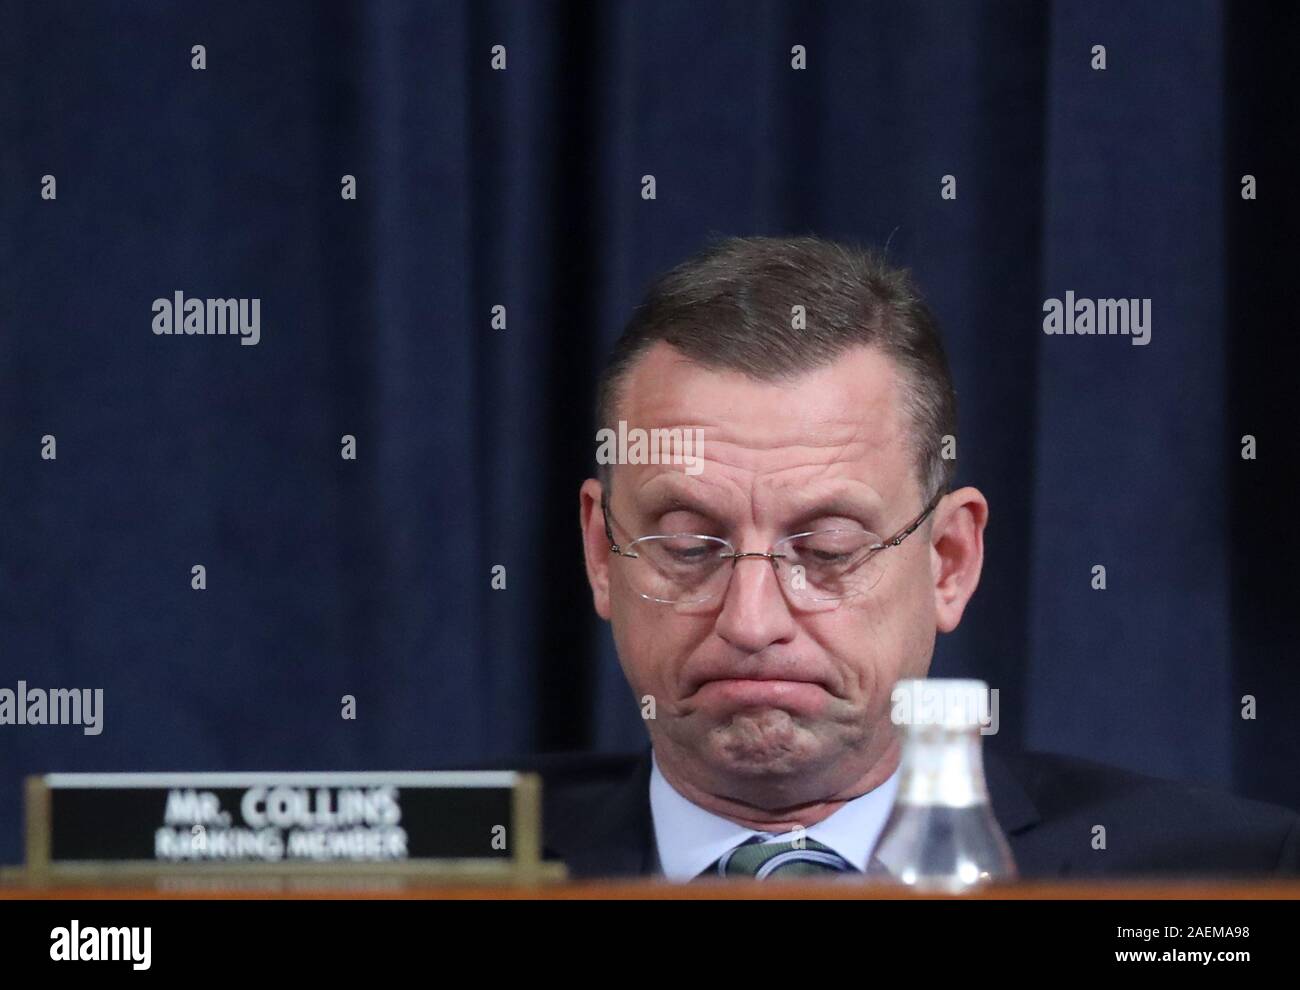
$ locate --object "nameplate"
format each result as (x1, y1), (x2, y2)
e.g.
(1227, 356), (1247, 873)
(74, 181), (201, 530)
(23, 771), (555, 880)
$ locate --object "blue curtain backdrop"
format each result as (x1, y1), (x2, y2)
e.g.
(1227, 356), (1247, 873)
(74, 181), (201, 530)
(1, 0), (1296, 865)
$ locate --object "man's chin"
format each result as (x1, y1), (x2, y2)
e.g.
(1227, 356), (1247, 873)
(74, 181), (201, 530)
(702, 710), (832, 782)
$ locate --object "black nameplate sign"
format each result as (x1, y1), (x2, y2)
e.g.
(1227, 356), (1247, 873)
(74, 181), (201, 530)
(23, 771), (555, 880)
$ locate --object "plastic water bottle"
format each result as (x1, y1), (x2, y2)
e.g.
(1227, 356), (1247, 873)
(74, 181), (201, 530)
(866, 678), (1017, 892)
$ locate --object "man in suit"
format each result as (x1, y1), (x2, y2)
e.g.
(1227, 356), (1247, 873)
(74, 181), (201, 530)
(534, 235), (1300, 881)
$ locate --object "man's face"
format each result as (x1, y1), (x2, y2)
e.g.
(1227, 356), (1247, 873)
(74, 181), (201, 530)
(580, 342), (986, 810)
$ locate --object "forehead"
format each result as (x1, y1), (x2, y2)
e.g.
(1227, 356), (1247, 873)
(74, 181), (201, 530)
(615, 341), (916, 506)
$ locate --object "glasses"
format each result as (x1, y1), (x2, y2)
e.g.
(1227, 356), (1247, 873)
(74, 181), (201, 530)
(602, 488), (944, 611)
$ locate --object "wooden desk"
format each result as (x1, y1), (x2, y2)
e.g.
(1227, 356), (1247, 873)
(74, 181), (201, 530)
(4, 876), (1299, 899)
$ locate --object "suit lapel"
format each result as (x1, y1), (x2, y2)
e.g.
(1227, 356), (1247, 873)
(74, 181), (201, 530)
(984, 746), (1041, 836)
(983, 745), (1070, 877)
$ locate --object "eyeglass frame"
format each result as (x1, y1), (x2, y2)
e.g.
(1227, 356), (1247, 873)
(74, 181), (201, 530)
(600, 485), (947, 606)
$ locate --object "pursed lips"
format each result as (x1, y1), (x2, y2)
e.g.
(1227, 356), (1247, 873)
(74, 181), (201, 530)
(685, 667), (835, 698)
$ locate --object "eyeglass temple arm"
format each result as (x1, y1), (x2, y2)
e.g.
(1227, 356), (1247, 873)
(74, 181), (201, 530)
(601, 490), (622, 553)
(880, 489), (946, 548)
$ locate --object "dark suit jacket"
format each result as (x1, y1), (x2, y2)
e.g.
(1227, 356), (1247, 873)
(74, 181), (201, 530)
(475, 746), (1300, 880)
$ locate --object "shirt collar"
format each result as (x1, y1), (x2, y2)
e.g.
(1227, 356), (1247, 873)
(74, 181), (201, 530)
(649, 749), (901, 880)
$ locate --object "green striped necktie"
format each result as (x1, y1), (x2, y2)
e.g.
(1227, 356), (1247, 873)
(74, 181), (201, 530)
(701, 835), (859, 879)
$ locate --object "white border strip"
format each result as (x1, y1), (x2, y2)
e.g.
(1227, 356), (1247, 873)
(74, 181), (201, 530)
(43, 771), (518, 789)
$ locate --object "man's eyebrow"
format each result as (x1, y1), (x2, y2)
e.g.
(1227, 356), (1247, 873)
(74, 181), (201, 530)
(631, 477), (889, 527)
(785, 496), (878, 527)
(782, 490), (887, 529)
(639, 489), (725, 519)
(634, 478), (730, 518)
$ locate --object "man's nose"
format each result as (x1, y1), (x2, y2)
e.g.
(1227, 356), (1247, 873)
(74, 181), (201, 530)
(712, 551), (797, 653)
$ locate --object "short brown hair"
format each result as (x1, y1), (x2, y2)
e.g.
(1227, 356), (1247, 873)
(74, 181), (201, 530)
(596, 234), (957, 500)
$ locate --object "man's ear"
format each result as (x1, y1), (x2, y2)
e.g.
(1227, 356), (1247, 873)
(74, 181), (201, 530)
(579, 477), (612, 620)
(930, 486), (988, 634)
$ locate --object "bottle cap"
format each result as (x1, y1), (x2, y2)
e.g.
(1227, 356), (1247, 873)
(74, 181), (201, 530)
(890, 678), (992, 730)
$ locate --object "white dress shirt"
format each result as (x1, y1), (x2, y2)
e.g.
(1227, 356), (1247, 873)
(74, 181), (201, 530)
(649, 749), (901, 880)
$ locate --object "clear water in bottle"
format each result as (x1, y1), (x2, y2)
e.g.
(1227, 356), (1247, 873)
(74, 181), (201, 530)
(866, 678), (1017, 893)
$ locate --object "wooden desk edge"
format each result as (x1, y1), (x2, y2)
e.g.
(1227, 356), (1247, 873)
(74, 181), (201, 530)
(2, 876), (1298, 900)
